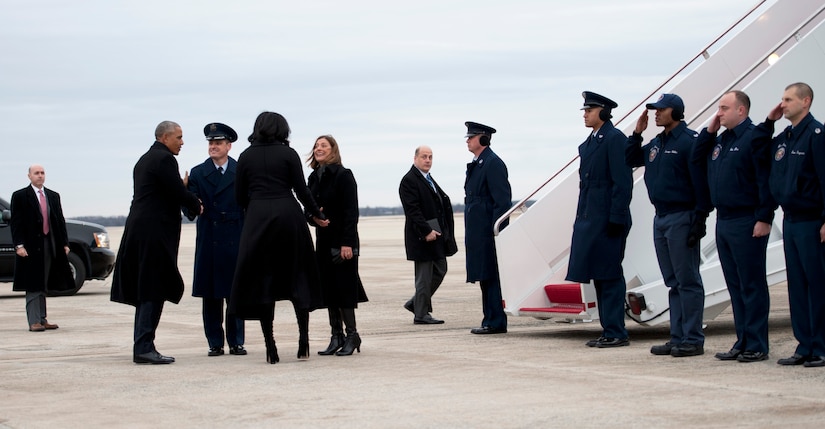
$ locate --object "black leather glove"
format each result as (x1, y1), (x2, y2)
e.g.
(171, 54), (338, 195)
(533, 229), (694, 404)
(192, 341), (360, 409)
(687, 212), (708, 248)
(606, 222), (624, 237)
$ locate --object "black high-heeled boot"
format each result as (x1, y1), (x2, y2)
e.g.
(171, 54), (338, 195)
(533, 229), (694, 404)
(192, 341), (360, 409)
(336, 332), (361, 356)
(318, 308), (345, 356)
(261, 307), (279, 364)
(296, 306), (310, 360)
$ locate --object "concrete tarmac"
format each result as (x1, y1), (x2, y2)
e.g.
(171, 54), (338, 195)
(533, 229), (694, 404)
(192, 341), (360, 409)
(1, 215), (824, 428)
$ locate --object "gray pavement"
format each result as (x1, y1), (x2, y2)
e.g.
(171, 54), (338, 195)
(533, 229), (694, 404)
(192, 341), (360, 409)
(1, 217), (824, 428)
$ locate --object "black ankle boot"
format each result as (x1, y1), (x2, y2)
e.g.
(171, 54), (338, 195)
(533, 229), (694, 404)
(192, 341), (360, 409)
(318, 334), (345, 355)
(336, 332), (361, 356)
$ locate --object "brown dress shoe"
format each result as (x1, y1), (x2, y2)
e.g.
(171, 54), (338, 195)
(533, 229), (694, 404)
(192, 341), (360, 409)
(29, 323), (46, 332)
(43, 321), (59, 330)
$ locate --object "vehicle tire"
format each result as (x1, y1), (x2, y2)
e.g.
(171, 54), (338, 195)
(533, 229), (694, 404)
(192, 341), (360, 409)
(48, 251), (86, 296)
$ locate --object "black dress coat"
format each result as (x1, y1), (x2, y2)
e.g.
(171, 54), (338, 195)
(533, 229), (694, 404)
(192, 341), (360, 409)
(110, 141), (201, 306)
(566, 121), (633, 282)
(10, 186), (74, 293)
(229, 141), (324, 319)
(307, 164), (368, 308)
(184, 157), (243, 299)
(399, 165), (458, 262)
(464, 147), (512, 282)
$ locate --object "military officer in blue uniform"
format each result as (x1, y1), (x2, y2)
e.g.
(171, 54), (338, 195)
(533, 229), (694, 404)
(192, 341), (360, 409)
(464, 121), (512, 334)
(694, 90), (776, 363)
(184, 122), (246, 357)
(760, 82), (825, 368)
(567, 91), (633, 348)
(626, 93), (712, 357)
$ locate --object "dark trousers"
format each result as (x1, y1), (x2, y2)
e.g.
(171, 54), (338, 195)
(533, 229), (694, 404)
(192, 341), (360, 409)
(716, 216), (770, 353)
(783, 219), (825, 357)
(410, 258), (447, 318)
(202, 297), (245, 349)
(653, 211), (705, 346)
(594, 277), (628, 339)
(26, 234), (53, 326)
(480, 276), (507, 330)
(134, 300), (164, 355)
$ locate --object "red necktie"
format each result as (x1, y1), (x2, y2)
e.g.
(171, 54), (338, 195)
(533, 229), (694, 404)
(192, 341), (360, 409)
(39, 190), (49, 235)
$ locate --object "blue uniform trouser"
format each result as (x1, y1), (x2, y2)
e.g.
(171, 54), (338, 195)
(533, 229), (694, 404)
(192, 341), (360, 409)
(594, 278), (628, 339)
(653, 210), (705, 346)
(203, 297), (245, 349)
(782, 218), (825, 357)
(480, 276), (507, 330)
(716, 215), (770, 354)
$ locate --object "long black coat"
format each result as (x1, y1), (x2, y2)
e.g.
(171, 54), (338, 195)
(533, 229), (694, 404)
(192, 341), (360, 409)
(399, 165), (458, 261)
(464, 147), (511, 282)
(111, 142), (201, 306)
(10, 186), (74, 293)
(229, 142), (324, 319)
(307, 164), (368, 308)
(566, 121), (633, 282)
(184, 157), (243, 299)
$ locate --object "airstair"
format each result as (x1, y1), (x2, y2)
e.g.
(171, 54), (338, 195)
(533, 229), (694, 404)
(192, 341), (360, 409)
(495, 0), (825, 326)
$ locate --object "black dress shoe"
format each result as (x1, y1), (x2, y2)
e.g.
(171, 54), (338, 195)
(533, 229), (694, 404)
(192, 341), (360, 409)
(736, 351), (768, 362)
(777, 353), (808, 366)
(403, 301), (414, 314)
(650, 342), (676, 356)
(134, 351), (175, 364)
(586, 337), (607, 347)
(229, 345), (247, 355)
(803, 356), (825, 367)
(671, 344), (704, 357)
(470, 326), (507, 334)
(208, 347), (224, 357)
(414, 315), (444, 325)
(596, 337), (629, 348)
(714, 348), (741, 361)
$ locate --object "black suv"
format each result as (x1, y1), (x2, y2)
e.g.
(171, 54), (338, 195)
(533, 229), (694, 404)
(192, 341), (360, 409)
(0, 196), (116, 295)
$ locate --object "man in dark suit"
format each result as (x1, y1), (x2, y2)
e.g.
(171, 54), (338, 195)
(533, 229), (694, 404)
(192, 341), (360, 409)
(184, 122), (246, 357)
(10, 164), (74, 331)
(464, 121), (512, 335)
(399, 145), (458, 325)
(567, 91), (633, 348)
(111, 121), (202, 364)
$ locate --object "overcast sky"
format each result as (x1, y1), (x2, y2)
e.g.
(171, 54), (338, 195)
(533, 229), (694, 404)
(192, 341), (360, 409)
(1, 0), (767, 217)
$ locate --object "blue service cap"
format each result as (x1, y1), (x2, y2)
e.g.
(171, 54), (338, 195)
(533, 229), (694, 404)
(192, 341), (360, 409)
(203, 122), (238, 142)
(646, 93), (684, 111)
(465, 121), (496, 138)
(581, 91), (618, 110)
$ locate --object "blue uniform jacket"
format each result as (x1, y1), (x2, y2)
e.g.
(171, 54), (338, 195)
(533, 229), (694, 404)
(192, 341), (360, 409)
(764, 113), (825, 221)
(694, 118), (776, 222)
(566, 121), (633, 282)
(184, 157), (244, 299)
(626, 121), (712, 216)
(464, 146), (512, 282)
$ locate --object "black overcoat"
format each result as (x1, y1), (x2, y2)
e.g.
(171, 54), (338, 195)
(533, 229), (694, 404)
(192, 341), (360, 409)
(399, 165), (458, 261)
(184, 157), (243, 299)
(110, 141), (201, 306)
(307, 164), (368, 308)
(10, 186), (74, 293)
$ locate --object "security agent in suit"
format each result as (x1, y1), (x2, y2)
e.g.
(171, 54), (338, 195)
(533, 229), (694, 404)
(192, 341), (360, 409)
(10, 164), (74, 332)
(183, 122), (246, 357)
(694, 90), (776, 363)
(399, 145), (459, 325)
(464, 121), (512, 334)
(566, 91), (633, 348)
(626, 94), (712, 358)
(759, 82), (825, 367)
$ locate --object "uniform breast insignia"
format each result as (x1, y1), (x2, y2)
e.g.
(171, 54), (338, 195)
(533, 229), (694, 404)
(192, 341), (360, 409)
(648, 146), (659, 162)
(712, 144), (722, 161)
(775, 146), (786, 161)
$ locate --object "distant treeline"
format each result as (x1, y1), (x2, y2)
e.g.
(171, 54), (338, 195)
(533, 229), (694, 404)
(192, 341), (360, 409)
(72, 201), (533, 227)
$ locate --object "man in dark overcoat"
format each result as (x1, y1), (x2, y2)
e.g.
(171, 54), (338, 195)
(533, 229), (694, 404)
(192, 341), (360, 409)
(566, 91), (633, 348)
(10, 164), (74, 331)
(463, 121), (512, 334)
(111, 120), (202, 364)
(183, 122), (246, 357)
(399, 145), (458, 325)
